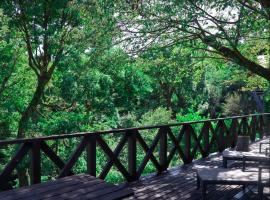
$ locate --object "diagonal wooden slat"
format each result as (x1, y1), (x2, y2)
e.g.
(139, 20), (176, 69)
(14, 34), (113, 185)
(40, 141), (74, 176)
(167, 126), (188, 165)
(96, 135), (132, 181)
(190, 125), (206, 159)
(58, 137), (88, 178)
(99, 134), (128, 179)
(0, 143), (30, 188)
(208, 122), (221, 152)
(136, 129), (162, 177)
(135, 131), (162, 171)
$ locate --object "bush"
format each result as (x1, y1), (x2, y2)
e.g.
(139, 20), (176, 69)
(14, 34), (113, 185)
(176, 110), (205, 123)
(119, 113), (139, 128)
(139, 107), (174, 126)
(222, 93), (244, 116)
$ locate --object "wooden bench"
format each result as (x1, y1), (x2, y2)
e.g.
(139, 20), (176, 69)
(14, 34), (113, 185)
(0, 174), (134, 200)
(196, 168), (270, 200)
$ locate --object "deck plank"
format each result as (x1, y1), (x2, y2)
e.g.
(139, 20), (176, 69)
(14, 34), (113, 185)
(0, 174), (133, 200)
(124, 137), (270, 200)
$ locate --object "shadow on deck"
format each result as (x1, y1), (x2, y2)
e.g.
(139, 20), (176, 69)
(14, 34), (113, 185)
(124, 138), (270, 200)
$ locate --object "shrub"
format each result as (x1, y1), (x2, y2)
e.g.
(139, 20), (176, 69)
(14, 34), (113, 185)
(140, 107), (174, 126)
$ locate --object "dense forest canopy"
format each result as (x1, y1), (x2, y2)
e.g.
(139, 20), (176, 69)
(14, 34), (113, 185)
(0, 0), (269, 186)
(0, 0), (270, 137)
(0, 0), (268, 138)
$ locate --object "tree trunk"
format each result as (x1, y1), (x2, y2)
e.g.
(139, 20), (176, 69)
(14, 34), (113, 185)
(17, 169), (29, 187)
(16, 74), (50, 186)
(17, 75), (49, 138)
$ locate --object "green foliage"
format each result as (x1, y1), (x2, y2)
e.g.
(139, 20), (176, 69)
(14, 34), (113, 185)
(119, 113), (139, 128)
(222, 93), (244, 116)
(176, 110), (205, 123)
(0, 0), (269, 187)
(140, 107), (174, 126)
(222, 92), (257, 116)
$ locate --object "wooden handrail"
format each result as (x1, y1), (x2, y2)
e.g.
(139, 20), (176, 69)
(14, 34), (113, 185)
(0, 113), (269, 190)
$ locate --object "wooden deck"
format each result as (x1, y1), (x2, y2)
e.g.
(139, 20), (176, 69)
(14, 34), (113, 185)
(0, 114), (269, 200)
(124, 138), (270, 200)
(0, 174), (133, 200)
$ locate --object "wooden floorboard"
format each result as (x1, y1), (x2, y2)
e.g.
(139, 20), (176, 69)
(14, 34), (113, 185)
(0, 174), (134, 200)
(124, 137), (270, 200)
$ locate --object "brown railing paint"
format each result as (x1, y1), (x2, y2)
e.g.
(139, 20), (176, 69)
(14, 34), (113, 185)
(0, 113), (269, 189)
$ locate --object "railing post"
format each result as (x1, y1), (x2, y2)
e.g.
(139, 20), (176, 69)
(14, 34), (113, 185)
(230, 119), (238, 148)
(262, 114), (270, 136)
(30, 141), (41, 185)
(258, 115), (264, 139)
(242, 117), (248, 135)
(202, 122), (209, 157)
(218, 120), (226, 152)
(127, 130), (137, 181)
(159, 127), (167, 171)
(87, 134), (96, 177)
(250, 116), (257, 142)
(184, 124), (191, 163)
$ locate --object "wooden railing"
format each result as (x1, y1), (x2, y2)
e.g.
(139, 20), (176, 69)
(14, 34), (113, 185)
(0, 113), (269, 189)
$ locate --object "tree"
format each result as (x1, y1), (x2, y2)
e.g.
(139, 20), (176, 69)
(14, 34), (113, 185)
(118, 0), (270, 81)
(139, 44), (206, 115)
(1, 0), (116, 138)
(0, 0), (117, 186)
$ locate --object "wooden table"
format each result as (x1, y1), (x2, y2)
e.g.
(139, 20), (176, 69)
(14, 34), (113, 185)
(0, 174), (134, 200)
(197, 168), (270, 200)
(222, 149), (268, 168)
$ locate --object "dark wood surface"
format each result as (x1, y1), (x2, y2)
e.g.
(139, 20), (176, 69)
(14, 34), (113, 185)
(0, 174), (133, 200)
(0, 138), (269, 200)
(0, 114), (269, 199)
(124, 138), (270, 200)
(0, 114), (267, 187)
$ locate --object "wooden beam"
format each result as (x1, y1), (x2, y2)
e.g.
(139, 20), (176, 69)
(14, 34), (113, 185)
(86, 134), (97, 177)
(58, 137), (88, 178)
(96, 135), (131, 181)
(128, 130), (137, 181)
(99, 134), (128, 180)
(40, 141), (73, 175)
(30, 141), (41, 184)
(0, 143), (30, 188)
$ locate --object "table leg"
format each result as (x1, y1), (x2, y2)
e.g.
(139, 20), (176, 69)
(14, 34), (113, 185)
(223, 158), (227, 168)
(196, 175), (200, 189)
(258, 182), (264, 200)
(202, 182), (207, 200)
